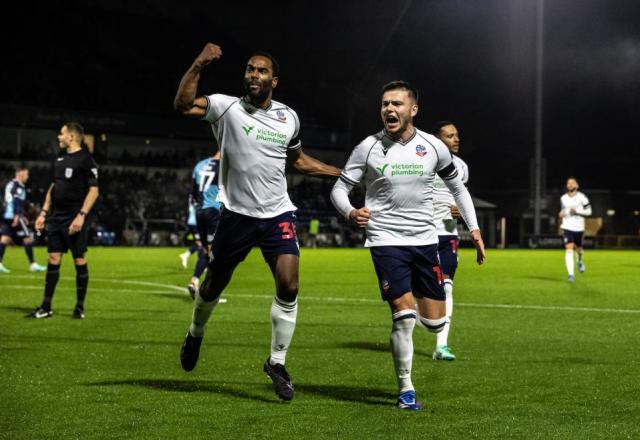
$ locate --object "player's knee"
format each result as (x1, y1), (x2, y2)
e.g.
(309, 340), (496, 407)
(48, 253), (62, 265)
(74, 257), (86, 265)
(419, 315), (446, 333)
(277, 280), (298, 302)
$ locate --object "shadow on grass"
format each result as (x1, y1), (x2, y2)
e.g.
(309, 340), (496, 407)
(152, 293), (192, 303)
(338, 341), (431, 357)
(87, 378), (277, 403)
(297, 383), (395, 406)
(2, 306), (35, 314)
(522, 275), (565, 283)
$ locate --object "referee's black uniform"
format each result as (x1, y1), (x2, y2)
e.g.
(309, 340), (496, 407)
(47, 149), (99, 256)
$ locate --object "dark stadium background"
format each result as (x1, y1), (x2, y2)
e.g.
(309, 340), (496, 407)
(2, 0), (639, 247)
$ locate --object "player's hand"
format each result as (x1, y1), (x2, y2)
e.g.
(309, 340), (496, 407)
(450, 205), (461, 219)
(35, 214), (46, 232)
(11, 215), (19, 227)
(68, 215), (85, 235)
(195, 43), (222, 67)
(470, 229), (486, 265)
(569, 208), (577, 215)
(348, 207), (371, 227)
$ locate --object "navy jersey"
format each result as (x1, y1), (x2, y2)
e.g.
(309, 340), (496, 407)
(3, 179), (27, 220)
(192, 157), (221, 211)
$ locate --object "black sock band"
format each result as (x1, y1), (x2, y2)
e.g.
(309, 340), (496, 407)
(0, 243), (6, 262)
(24, 244), (34, 263)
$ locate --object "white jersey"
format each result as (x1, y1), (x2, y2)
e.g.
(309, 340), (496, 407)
(338, 129), (471, 247)
(433, 155), (469, 236)
(560, 191), (591, 232)
(202, 94), (301, 218)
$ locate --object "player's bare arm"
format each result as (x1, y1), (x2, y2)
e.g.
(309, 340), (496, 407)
(69, 186), (99, 235)
(287, 149), (341, 177)
(35, 184), (54, 232)
(470, 229), (486, 265)
(174, 43), (222, 118)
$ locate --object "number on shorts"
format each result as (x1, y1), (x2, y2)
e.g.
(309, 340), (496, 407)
(278, 222), (297, 240)
(432, 266), (443, 284)
(449, 239), (458, 254)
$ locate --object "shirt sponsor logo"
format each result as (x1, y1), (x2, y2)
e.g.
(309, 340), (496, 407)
(415, 144), (427, 157)
(390, 163), (424, 177)
(255, 128), (287, 146)
(242, 125), (254, 136)
(276, 110), (287, 121)
(375, 164), (389, 175)
(91, 168), (98, 179)
(65, 168), (73, 178)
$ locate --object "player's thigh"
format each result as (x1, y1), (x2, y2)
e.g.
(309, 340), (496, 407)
(267, 254), (299, 300)
(416, 297), (445, 319)
(389, 291), (417, 314)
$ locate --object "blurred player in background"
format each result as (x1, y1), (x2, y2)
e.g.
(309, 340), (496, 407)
(559, 177), (591, 283)
(429, 121), (469, 361)
(186, 150), (221, 298)
(174, 43), (340, 400)
(178, 201), (201, 269)
(0, 167), (47, 273)
(28, 122), (99, 319)
(331, 81), (485, 410)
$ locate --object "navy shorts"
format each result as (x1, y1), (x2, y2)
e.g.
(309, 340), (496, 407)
(437, 235), (459, 279)
(209, 209), (299, 269)
(46, 216), (89, 258)
(563, 229), (584, 247)
(187, 225), (200, 241)
(1, 218), (32, 244)
(196, 208), (220, 248)
(370, 245), (445, 302)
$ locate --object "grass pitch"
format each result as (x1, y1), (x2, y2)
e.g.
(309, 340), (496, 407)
(1, 247), (639, 439)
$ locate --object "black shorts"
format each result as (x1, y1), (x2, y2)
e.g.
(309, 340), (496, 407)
(437, 235), (459, 279)
(1, 218), (32, 245)
(209, 209), (299, 270)
(370, 244), (445, 302)
(46, 216), (89, 258)
(563, 229), (584, 247)
(196, 207), (220, 248)
(187, 225), (200, 241)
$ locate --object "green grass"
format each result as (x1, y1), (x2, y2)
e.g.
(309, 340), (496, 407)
(1, 247), (639, 439)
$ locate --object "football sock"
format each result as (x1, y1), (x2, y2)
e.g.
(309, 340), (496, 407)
(193, 248), (208, 279)
(565, 249), (574, 276)
(269, 296), (298, 366)
(75, 264), (89, 309)
(391, 309), (416, 393)
(437, 280), (454, 347)
(0, 243), (5, 262)
(24, 243), (35, 263)
(41, 263), (60, 310)
(577, 249), (583, 262)
(188, 244), (198, 255)
(189, 289), (219, 337)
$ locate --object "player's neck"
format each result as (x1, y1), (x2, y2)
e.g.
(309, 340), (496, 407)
(387, 126), (415, 143)
(567, 190), (578, 196)
(66, 144), (82, 154)
(246, 94), (272, 110)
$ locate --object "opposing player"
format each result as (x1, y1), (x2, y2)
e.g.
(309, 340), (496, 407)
(187, 150), (222, 297)
(330, 81), (485, 410)
(29, 122), (99, 319)
(0, 167), (47, 273)
(174, 43), (341, 400)
(178, 202), (201, 269)
(429, 121), (469, 361)
(559, 177), (591, 282)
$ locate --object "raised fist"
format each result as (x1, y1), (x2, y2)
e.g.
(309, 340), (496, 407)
(196, 43), (222, 67)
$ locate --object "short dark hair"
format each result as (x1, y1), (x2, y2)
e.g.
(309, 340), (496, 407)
(431, 120), (455, 136)
(381, 80), (419, 103)
(15, 165), (27, 173)
(64, 121), (84, 138)
(249, 51), (280, 77)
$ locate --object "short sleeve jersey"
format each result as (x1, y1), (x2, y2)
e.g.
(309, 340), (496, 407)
(192, 157), (221, 211)
(3, 179), (26, 220)
(433, 154), (469, 236)
(560, 191), (590, 232)
(51, 149), (99, 217)
(202, 94), (301, 218)
(340, 128), (458, 247)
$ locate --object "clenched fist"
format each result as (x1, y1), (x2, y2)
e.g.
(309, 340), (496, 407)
(195, 43), (222, 67)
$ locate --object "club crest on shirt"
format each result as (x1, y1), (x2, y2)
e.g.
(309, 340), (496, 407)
(276, 110), (287, 121)
(415, 145), (427, 157)
(65, 168), (73, 178)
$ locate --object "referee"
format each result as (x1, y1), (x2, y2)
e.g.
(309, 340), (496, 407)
(28, 122), (99, 319)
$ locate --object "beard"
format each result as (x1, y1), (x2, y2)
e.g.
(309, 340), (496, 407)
(244, 80), (270, 101)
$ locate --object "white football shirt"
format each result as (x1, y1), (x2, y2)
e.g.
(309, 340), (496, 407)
(339, 129), (471, 247)
(560, 191), (591, 232)
(202, 94), (301, 218)
(433, 155), (469, 236)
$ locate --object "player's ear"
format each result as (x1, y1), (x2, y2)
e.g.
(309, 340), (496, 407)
(271, 76), (278, 89)
(411, 104), (418, 117)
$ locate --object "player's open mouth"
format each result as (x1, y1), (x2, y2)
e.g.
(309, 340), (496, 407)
(385, 115), (399, 129)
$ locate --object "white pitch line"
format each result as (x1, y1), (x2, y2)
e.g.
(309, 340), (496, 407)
(3, 275), (639, 314)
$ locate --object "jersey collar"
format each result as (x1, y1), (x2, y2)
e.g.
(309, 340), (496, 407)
(242, 96), (273, 112)
(383, 128), (416, 145)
